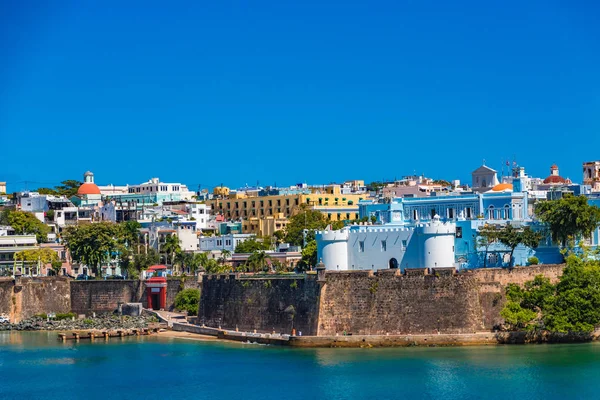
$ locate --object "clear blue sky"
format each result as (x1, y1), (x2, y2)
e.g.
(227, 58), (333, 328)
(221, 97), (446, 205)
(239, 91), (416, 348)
(1, 0), (599, 192)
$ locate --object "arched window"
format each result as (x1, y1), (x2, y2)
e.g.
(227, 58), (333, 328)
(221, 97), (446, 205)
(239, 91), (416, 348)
(488, 205), (495, 220)
(389, 258), (398, 269)
(504, 205), (510, 220)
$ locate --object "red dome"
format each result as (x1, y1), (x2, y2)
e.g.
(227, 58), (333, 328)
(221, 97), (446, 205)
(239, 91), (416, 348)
(77, 182), (101, 195)
(543, 175), (566, 184)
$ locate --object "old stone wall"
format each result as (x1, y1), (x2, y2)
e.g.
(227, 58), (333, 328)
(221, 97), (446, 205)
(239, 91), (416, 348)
(70, 280), (144, 315)
(166, 278), (201, 311)
(317, 270), (482, 335)
(0, 278), (13, 318)
(0, 277), (71, 322)
(198, 265), (566, 337)
(198, 274), (321, 335)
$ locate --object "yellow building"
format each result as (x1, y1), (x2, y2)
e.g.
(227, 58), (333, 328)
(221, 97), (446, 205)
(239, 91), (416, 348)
(242, 213), (290, 237)
(0, 182), (6, 194)
(207, 185), (365, 226)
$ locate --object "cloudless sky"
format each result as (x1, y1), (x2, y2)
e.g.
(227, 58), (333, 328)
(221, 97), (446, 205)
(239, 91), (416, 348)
(1, 0), (599, 191)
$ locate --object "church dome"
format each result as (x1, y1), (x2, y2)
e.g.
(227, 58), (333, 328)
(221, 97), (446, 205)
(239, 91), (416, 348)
(543, 164), (567, 184)
(77, 182), (101, 195)
(543, 175), (567, 184)
(491, 183), (513, 192)
(77, 170), (100, 195)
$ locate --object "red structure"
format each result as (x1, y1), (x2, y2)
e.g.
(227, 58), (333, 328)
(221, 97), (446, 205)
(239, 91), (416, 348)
(145, 265), (168, 310)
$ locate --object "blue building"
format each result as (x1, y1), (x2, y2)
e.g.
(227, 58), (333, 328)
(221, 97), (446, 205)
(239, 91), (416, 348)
(318, 179), (600, 271)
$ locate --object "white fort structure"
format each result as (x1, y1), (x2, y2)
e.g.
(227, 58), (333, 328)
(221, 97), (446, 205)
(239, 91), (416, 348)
(316, 215), (456, 271)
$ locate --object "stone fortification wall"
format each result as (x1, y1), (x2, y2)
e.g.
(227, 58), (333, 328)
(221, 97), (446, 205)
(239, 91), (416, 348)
(197, 265), (566, 337)
(0, 278), (13, 318)
(317, 265), (566, 336)
(198, 274), (321, 335)
(317, 270), (481, 335)
(166, 278), (200, 311)
(0, 277), (196, 321)
(70, 280), (144, 315)
(0, 277), (71, 322)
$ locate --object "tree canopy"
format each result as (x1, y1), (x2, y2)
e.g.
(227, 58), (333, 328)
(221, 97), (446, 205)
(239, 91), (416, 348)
(535, 194), (600, 247)
(1, 210), (50, 242)
(234, 238), (270, 253)
(174, 288), (200, 316)
(35, 179), (82, 198)
(501, 254), (600, 333)
(62, 222), (124, 276)
(284, 207), (329, 246)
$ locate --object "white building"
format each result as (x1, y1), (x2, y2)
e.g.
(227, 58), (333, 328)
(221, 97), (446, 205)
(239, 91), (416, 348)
(199, 233), (255, 252)
(316, 216), (456, 271)
(126, 178), (195, 201)
(187, 202), (209, 230)
(0, 235), (38, 276)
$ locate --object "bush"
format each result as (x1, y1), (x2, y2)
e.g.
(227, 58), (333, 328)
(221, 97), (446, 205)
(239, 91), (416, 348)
(527, 256), (539, 265)
(55, 312), (76, 321)
(34, 313), (48, 319)
(174, 289), (200, 316)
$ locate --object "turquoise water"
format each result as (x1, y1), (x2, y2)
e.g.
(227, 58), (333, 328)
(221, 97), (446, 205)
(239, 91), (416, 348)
(1, 332), (600, 400)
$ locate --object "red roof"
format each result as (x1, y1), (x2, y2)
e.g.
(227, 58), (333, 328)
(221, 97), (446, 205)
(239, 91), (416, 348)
(77, 182), (101, 195)
(543, 175), (567, 184)
(147, 265), (168, 271)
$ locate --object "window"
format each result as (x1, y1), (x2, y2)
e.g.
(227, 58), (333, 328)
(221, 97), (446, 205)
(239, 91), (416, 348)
(466, 207), (472, 219)
(359, 241), (365, 252)
(448, 208), (454, 219)
(401, 240), (407, 250)
(413, 210), (418, 220)
(217, 239), (223, 246)
(381, 240), (387, 251)
(225, 239), (231, 246)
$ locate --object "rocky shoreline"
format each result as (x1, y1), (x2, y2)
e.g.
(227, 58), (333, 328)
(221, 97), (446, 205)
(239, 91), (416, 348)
(0, 314), (158, 332)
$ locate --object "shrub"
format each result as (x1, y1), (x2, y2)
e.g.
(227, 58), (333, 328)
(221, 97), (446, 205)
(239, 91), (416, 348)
(174, 289), (200, 316)
(83, 319), (94, 325)
(55, 312), (76, 321)
(527, 256), (539, 265)
(34, 313), (48, 319)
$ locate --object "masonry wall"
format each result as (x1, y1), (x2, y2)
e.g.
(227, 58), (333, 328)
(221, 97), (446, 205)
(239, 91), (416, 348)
(198, 265), (566, 336)
(317, 265), (566, 335)
(0, 278), (15, 320)
(199, 274), (321, 335)
(166, 278), (201, 311)
(70, 280), (144, 315)
(0, 277), (71, 322)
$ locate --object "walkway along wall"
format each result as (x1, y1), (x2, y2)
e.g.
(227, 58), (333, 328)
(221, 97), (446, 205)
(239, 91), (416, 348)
(198, 265), (566, 336)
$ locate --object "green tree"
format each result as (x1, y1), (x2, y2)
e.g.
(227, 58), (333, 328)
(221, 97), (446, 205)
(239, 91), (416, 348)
(63, 222), (122, 276)
(284, 206), (328, 246)
(130, 248), (160, 278)
(219, 249), (232, 264)
(234, 238), (270, 253)
(536, 194), (600, 247)
(299, 240), (317, 271)
(245, 250), (270, 272)
(477, 225), (499, 268)
(3, 210), (50, 242)
(161, 234), (181, 268)
(496, 224), (543, 267)
(14, 248), (60, 275)
(174, 288), (201, 316)
(55, 180), (83, 197)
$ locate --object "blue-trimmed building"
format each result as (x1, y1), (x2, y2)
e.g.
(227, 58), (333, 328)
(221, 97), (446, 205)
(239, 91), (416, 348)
(318, 181), (600, 271)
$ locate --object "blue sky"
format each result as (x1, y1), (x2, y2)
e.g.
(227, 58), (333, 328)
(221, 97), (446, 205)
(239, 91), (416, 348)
(1, 1), (599, 191)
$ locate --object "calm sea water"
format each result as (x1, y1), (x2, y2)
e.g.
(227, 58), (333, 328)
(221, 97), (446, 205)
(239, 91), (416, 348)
(1, 332), (599, 400)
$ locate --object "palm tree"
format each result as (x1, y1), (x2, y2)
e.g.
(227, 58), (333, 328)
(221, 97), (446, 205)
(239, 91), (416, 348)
(246, 250), (270, 273)
(219, 249), (232, 265)
(162, 234), (181, 272)
(195, 252), (209, 273)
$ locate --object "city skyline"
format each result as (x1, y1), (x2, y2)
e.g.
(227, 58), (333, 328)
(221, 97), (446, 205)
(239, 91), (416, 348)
(2, 1), (599, 190)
